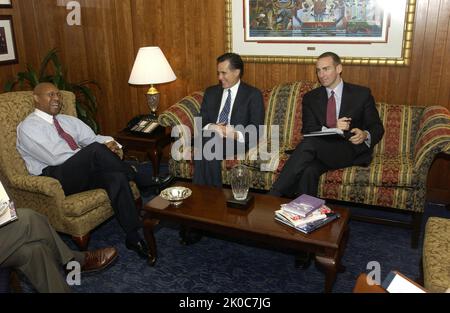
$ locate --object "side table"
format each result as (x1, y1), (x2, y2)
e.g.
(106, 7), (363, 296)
(114, 127), (171, 177)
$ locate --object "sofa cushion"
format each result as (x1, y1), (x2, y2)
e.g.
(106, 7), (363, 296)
(319, 155), (417, 188)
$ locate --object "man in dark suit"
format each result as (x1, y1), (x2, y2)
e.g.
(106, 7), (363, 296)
(193, 52), (265, 187)
(269, 52), (384, 198)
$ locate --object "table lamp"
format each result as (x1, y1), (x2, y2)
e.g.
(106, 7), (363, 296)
(128, 46), (177, 120)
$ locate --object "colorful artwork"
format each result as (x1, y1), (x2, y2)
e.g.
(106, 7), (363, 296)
(246, 0), (388, 43)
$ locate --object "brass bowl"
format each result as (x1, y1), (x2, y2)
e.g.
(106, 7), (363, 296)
(160, 186), (192, 207)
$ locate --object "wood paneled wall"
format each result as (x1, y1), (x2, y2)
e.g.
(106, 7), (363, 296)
(1, 0), (449, 202)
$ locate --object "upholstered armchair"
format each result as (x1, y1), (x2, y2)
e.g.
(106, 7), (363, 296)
(0, 91), (140, 250)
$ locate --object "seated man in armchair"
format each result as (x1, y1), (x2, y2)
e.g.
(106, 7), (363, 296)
(16, 83), (172, 259)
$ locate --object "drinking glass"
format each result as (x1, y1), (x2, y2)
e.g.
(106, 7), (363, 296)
(231, 164), (250, 200)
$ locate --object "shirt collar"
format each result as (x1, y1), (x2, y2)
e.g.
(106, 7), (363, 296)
(34, 109), (55, 124)
(326, 79), (344, 98)
(226, 80), (241, 95)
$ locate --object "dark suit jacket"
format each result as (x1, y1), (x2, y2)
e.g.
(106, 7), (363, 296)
(301, 82), (384, 166)
(198, 82), (265, 149)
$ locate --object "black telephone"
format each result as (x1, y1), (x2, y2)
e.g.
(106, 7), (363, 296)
(126, 114), (160, 134)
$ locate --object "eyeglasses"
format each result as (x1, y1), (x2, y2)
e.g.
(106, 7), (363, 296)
(37, 91), (62, 98)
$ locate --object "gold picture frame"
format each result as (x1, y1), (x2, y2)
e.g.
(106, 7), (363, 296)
(226, 0), (416, 66)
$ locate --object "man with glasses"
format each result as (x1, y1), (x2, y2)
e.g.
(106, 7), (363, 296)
(16, 83), (164, 260)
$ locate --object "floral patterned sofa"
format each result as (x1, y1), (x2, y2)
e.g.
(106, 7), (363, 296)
(158, 81), (450, 247)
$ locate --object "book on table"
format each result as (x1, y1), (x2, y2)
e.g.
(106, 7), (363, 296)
(0, 182), (18, 228)
(280, 194), (325, 217)
(275, 205), (340, 234)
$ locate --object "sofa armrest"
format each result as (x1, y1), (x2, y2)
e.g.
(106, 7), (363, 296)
(158, 91), (203, 131)
(9, 174), (66, 199)
(413, 106), (450, 169)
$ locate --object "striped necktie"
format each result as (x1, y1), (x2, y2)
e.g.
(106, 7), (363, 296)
(218, 89), (232, 124)
(53, 116), (78, 150)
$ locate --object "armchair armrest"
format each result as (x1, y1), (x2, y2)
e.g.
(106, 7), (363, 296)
(414, 106), (450, 169)
(9, 174), (66, 199)
(158, 91), (203, 130)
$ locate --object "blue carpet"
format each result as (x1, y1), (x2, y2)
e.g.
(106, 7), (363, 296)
(15, 163), (450, 293)
(30, 202), (441, 294)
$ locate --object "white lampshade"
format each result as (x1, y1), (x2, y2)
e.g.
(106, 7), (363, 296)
(128, 47), (177, 85)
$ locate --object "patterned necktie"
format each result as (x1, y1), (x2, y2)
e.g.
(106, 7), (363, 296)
(53, 116), (78, 150)
(218, 89), (232, 124)
(326, 91), (337, 128)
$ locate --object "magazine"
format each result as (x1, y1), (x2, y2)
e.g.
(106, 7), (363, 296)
(275, 206), (331, 228)
(0, 182), (18, 228)
(280, 194), (325, 217)
(275, 211), (340, 234)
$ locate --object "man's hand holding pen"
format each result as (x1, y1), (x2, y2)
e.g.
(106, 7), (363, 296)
(337, 117), (352, 131)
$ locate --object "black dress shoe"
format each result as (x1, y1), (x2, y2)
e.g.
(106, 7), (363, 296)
(138, 175), (174, 196)
(158, 174), (174, 190)
(125, 239), (150, 259)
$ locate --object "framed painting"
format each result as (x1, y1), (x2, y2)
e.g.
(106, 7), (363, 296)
(0, 0), (12, 8)
(226, 0), (416, 65)
(0, 16), (18, 65)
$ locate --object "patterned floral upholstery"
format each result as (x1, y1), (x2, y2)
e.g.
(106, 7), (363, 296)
(423, 217), (450, 292)
(0, 91), (140, 241)
(159, 81), (450, 215)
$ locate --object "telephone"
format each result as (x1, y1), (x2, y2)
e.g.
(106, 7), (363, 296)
(126, 114), (160, 134)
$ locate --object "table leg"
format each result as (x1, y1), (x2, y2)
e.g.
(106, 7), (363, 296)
(315, 254), (339, 293)
(143, 215), (158, 266)
(315, 227), (349, 292)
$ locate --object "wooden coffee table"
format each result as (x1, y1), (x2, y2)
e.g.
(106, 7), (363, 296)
(142, 182), (349, 292)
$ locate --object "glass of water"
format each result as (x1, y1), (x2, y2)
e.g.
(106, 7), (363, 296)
(231, 164), (250, 200)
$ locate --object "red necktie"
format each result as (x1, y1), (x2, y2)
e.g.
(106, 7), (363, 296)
(326, 91), (337, 128)
(53, 117), (78, 150)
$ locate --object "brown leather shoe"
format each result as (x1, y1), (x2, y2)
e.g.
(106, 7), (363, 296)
(81, 247), (118, 274)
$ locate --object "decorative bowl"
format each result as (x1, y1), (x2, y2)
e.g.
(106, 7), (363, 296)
(160, 186), (192, 207)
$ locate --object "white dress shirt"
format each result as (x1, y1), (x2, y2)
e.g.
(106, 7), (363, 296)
(322, 80), (371, 147)
(205, 81), (245, 143)
(17, 109), (114, 175)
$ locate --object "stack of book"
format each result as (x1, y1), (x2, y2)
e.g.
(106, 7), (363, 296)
(274, 194), (339, 234)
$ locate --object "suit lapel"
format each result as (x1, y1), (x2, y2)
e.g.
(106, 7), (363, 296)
(339, 83), (351, 118)
(317, 87), (328, 125)
(211, 86), (224, 122)
(230, 83), (247, 124)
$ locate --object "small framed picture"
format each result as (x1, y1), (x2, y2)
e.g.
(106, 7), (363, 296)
(0, 0), (12, 9)
(0, 15), (18, 65)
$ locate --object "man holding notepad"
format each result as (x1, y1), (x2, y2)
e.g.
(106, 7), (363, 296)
(269, 52), (384, 198)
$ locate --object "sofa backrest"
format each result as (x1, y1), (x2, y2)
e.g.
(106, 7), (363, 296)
(262, 81), (319, 151)
(373, 103), (425, 160)
(0, 91), (76, 185)
(159, 81), (445, 161)
(158, 81), (320, 151)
